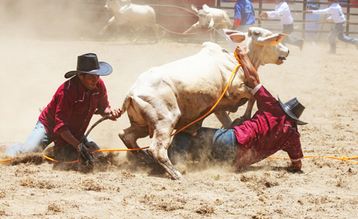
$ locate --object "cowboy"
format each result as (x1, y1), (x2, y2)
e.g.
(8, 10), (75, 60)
(169, 49), (306, 173)
(260, 0), (304, 50)
(306, 0), (358, 53)
(233, 0), (256, 31)
(5, 53), (121, 164)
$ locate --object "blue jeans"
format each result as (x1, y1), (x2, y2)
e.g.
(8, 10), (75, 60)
(211, 128), (238, 161)
(169, 128), (238, 162)
(5, 121), (52, 157)
(329, 22), (358, 53)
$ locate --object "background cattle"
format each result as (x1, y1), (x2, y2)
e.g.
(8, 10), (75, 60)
(183, 4), (233, 40)
(119, 27), (289, 179)
(101, 0), (159, 41)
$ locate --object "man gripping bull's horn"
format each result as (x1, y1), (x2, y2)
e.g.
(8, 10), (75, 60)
(169, 47), (307, 173)
(118, 27), (290, 180)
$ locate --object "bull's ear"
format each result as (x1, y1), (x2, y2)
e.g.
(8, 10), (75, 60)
(191, 4), (198, 13)
(223, 29), (246, 43)
(256, 33), (287, 46)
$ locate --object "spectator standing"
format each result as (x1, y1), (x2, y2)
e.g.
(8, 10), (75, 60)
(234, 0), (256, 31)
(306, 0), (358, 53)
(260, 0), (304, 50)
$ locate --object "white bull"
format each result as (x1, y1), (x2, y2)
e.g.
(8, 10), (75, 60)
(102, 0), (158, 41)
(184, 4), (232, 37)
(119, 27), (288, 179)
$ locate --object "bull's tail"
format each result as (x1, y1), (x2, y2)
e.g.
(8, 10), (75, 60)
(122, 95), (147, 119)
(124, 95), (156, 137)
(121, 95), (131, 114)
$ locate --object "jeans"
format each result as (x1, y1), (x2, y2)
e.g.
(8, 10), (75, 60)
(329, 22), (358, 53)
(5, 121), (52, 157)
(169, 128), (238, 163)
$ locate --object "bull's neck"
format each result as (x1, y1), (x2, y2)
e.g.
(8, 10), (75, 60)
(247, 53), (261, 70)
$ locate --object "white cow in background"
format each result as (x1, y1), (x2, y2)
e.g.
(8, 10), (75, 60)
(184, 4), (232, 38)
(119, 27), (289, 179)
(101, 0), (158, 41)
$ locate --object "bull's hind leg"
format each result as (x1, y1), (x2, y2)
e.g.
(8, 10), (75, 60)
(118, 124), (154, 163)
(147, 122), (182, 180)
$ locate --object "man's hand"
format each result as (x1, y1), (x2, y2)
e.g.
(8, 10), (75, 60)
(104, 107), (122, 121)
(287, 160), (303, 173)
(78, 143), (95, 166)
(235, 47), (260, 88)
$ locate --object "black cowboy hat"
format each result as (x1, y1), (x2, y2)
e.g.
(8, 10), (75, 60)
(64, 53), (112, 79)
(278, 97), (307, 125)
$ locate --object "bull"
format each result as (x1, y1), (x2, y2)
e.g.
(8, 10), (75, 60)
(184, 4), (233, 40)
(101, 0), (158, 41)
(119, 27), (288, 179)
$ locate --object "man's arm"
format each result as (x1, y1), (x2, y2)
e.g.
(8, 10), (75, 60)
(306, 7), (331, 15)
(235, 47), (260, 89)
(284, 135), (304, 173)
(235, 47), (282, 113)
(59, 129), (81, 151)
(261, 3), (285, 19)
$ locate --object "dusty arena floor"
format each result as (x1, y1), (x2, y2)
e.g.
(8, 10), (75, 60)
(0, 35), (357, 218)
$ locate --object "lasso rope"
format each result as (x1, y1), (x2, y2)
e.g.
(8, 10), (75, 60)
(1, 49), (357, 166)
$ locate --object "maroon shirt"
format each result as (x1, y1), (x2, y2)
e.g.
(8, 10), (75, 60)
(39, 76), (109, 146)
(233, 85), (303, 167)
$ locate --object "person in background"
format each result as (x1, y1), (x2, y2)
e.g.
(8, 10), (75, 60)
(306, 0), (358, 53)
(234, 0), (256, 31)
(260, 0), (304, 50)
(169, 48), (307, 173)
(5, 53), (121, 166)
(305, 0), (321, 42)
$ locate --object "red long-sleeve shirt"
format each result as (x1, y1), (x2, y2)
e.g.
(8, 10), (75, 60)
(233, 85), (303, 167)
(39, 76), (109, 146)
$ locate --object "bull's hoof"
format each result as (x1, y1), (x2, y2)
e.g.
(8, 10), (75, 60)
(168, 168), (182, 180)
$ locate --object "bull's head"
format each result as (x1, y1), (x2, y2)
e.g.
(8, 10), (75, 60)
(192, 4), (215, 29)
(225, 27), (289, 67)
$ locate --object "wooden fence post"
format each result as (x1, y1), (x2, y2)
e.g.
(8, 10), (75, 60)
(258, 0), (263, 27)
(302, 0), (307, 39)
(346, 0), (351, 35)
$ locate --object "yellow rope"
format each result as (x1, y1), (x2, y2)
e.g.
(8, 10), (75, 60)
(268, 155), (358, 164)
(172, 65), (241, 136)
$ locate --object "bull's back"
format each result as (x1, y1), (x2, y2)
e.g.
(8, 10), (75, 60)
(129, 5), (156, 24)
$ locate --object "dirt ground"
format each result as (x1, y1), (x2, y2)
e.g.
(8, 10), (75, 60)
(0, 18), (358, 219)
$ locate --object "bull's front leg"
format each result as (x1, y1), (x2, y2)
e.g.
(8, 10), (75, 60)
(148, 126), (182, 180)
(100, 16), (116, 36)
(183, 22), (200, 34)
(214, 111), (232, 129)
(231, 98), (255, 127)
(243, 98), (255, 119)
